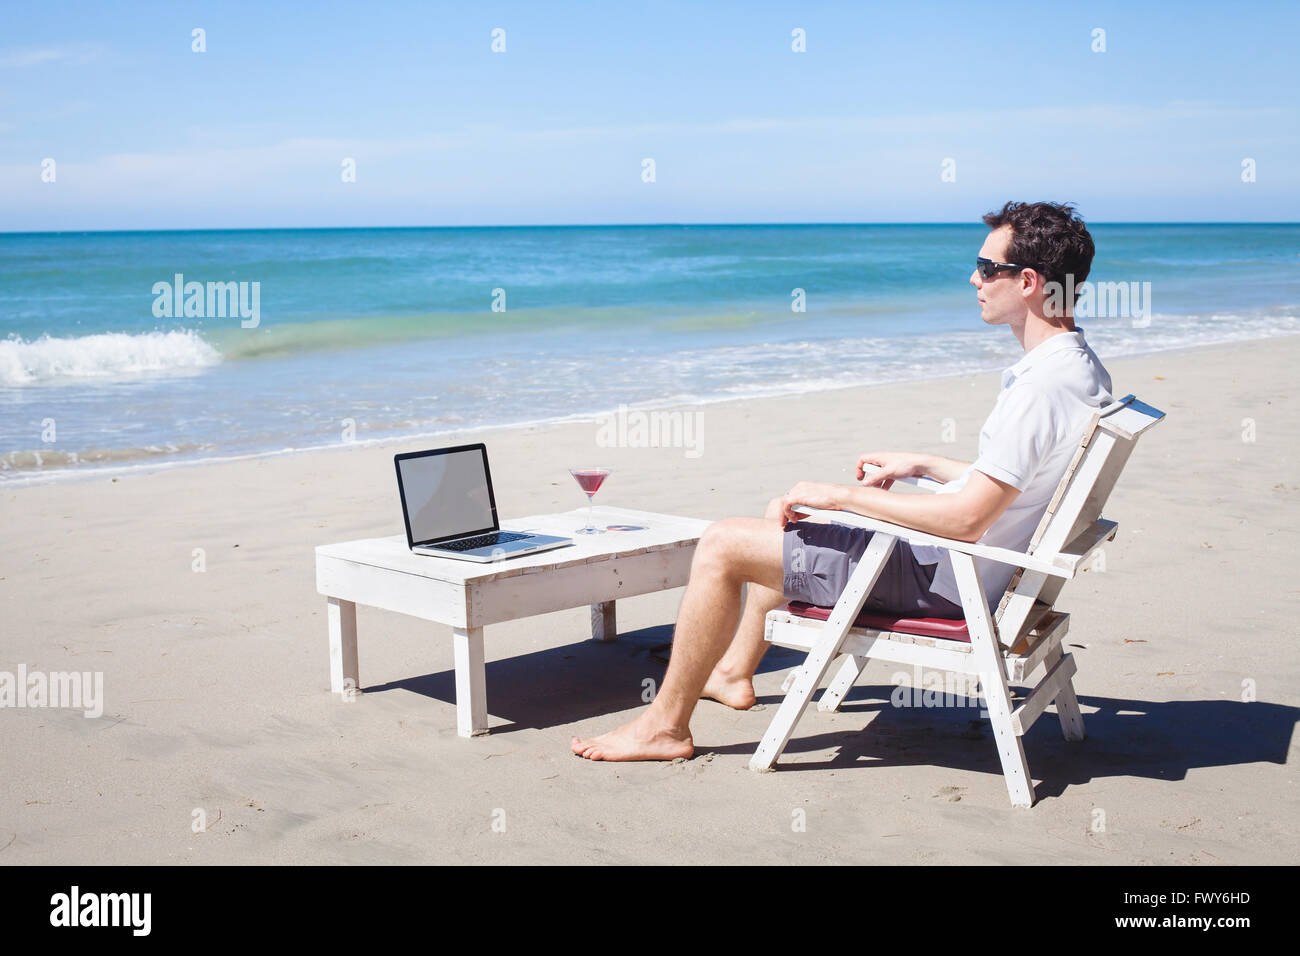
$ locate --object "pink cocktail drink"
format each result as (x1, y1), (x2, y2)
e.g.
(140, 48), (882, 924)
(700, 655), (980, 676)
(569, 467), (612, 534)
(572, 469), (608, 497)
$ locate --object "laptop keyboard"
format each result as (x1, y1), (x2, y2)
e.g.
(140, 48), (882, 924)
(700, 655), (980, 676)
(436, 531), (530, 552)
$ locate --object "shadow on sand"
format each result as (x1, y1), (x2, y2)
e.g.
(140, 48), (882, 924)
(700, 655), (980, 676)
(363, 624), (1297, 800)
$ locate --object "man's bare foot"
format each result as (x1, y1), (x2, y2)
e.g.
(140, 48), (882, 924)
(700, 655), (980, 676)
(570, 714), (693, 762)
(701, 667), (757, 710)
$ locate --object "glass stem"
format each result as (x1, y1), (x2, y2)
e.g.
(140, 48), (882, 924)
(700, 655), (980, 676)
(586, 497), (595, 531)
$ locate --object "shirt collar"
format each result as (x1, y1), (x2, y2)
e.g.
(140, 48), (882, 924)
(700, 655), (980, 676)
(1002, 326), (1088, 387)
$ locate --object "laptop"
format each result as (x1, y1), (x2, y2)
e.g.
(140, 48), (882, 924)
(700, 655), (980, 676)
(395, 443), (572, 562)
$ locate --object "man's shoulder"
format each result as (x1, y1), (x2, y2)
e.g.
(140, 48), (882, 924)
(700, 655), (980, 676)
(1017, 340), (1112, 397)
(996, 354), (1112, 433)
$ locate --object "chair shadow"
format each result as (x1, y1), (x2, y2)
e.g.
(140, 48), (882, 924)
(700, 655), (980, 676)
(362, 624), (804, 734)
(705, 686), (1299, 801)
(363, 627), (1297, 800)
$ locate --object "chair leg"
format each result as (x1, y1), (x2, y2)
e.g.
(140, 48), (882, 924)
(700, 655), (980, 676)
(818, 654), (867, 712)
(751, 533), (897, 772)
(1042, 643), (1086, 741)
(950, 553), (1035, 808)
(979, 670), (1035, 808)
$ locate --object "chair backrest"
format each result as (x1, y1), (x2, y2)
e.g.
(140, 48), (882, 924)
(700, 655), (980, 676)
(993, 394), (1166, 644)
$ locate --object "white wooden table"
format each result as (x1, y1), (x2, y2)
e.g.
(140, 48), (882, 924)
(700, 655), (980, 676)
(315, 506), (711, 736)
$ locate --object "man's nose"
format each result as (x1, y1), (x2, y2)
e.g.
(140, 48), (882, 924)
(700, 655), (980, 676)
(970, 270), (982, 288)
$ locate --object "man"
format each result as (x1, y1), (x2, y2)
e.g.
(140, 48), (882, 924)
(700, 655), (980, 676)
(572, 201), (1113, 762)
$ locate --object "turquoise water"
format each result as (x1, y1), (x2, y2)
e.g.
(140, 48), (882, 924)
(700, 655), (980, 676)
(1, 224), (1297, 478)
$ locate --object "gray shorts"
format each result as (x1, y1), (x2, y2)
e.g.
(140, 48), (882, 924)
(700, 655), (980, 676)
(782, 520), (965, 618)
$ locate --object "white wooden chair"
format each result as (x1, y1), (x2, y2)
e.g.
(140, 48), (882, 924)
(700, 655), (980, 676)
(750, 394), (1165, 807)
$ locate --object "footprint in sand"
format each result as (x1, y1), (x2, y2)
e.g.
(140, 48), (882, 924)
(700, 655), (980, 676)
(935, 785), (966, 802)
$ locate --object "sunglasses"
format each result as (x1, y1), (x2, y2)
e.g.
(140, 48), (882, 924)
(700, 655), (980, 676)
(976, 257), (1030, 280)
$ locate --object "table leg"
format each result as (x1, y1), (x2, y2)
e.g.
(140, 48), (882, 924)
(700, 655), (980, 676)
(327, 597), (359, 697)
(591, 600), (616, 642)
(453, 626), (489, 737)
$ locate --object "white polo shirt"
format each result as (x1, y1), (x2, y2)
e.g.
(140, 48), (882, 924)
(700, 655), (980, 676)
(910, 327), (1113, 611)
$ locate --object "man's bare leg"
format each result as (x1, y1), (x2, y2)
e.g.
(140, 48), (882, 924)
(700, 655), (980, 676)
(701, 498), (792, 709)
(698, 581), (785, 709)
(570, 514), (785, 761)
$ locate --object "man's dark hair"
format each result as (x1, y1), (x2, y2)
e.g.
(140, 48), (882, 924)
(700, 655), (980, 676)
(982, 201), (1095, 301)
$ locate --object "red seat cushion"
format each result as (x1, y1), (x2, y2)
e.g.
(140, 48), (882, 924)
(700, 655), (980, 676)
(785, 601), (970, 642)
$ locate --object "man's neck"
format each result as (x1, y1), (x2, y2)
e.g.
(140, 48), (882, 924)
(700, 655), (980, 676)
(1017, 313), (1077, 353)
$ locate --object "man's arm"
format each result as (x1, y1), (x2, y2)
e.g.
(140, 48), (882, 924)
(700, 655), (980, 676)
(915, 453), (974, 483)
(779, 470), (1021, 544)
(856, 451), (971, 487)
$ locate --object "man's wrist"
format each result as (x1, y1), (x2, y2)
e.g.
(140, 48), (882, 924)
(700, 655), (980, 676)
(839, 483), (880, 514)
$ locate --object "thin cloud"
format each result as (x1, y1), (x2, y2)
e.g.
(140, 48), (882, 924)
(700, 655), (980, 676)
(0, 44), (105, 68)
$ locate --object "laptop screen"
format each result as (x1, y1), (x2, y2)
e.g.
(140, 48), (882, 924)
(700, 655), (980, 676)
(398, 446), (497, 544)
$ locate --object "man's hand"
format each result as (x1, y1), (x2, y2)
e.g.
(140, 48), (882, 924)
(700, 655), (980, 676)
(775, 481), (845, 525)
(855, 451), (925, 490)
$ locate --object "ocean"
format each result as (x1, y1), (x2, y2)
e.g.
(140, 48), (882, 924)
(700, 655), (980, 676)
(2, 223), (1297, 481)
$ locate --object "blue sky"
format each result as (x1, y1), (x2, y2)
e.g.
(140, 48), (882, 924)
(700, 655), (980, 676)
(2, 0), (1297, 230)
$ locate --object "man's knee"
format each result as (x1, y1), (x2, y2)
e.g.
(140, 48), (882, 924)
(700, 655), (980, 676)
(695, 515), (783, 584)
(697, 518), (735, 557)
(763, 496), (784, 520)
(695, 518), (749, 576)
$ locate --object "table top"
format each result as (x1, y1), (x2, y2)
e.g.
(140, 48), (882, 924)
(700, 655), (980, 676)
(316, 506), (712, 584)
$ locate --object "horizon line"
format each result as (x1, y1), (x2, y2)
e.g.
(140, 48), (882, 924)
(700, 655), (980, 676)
(4, 219), (1299, 237)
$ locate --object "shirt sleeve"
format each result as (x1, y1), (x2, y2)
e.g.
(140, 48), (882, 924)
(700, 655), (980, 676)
(971, 382), (1058, 492)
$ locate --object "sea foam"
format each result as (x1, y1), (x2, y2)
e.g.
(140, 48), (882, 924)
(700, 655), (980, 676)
(0, 330), (221, 386)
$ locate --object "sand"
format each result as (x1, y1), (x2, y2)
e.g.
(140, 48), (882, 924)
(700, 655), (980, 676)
(2, 334), (1298, 865)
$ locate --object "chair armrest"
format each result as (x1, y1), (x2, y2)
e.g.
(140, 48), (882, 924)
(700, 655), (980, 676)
(859, 463), (946, 493)
(791, 505), (1072, 578)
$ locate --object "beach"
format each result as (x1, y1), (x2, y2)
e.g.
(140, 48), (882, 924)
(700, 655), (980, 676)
(2, 333), (1297, 865)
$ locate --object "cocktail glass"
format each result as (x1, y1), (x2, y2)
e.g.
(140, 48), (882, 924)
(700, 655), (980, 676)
(569, 467), (612, 534)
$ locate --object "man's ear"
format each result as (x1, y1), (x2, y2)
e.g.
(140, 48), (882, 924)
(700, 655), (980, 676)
(1019, 267), (1042, 299)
